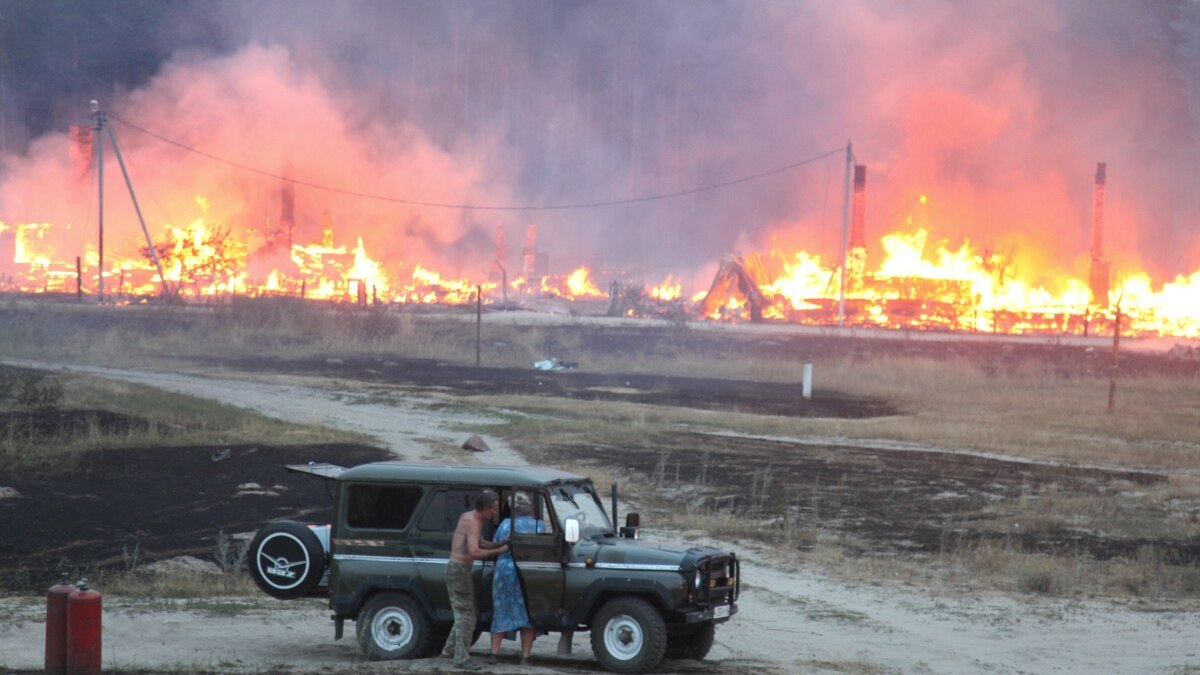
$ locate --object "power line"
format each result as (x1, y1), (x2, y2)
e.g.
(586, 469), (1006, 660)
(109, 113), (842, 212)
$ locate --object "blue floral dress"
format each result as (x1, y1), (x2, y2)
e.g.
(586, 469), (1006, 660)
(490, 515), (545, 634)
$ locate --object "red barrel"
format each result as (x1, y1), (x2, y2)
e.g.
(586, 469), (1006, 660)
(45, 581), (75, 675)
(66, 581), (102, 675)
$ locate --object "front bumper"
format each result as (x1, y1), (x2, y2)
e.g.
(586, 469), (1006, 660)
(681, 602), (739, 624)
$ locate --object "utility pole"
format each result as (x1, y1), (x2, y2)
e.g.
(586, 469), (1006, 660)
(837, 140), (853, 327)
(90, 100), (171, 300)
(91, 100), (104, 303)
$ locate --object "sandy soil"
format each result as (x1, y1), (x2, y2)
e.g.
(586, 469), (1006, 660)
(2, 362), (1199, 673)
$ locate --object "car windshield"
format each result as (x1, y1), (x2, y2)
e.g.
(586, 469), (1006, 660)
(549, 482), (612, 538)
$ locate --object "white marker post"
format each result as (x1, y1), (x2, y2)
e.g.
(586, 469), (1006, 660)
(802, 362), (813, 399)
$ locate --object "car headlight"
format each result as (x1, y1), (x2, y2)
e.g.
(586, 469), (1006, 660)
(693, 569), (702, 590)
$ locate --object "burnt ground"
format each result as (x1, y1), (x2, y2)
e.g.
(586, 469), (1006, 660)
(200, 319), (1199, 419)
(0, 431), (391, 590)
(553, 432), (1200, 564)
(215, 354), (895, 418)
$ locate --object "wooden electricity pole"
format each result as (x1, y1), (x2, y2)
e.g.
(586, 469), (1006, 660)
(91, 100), (171, 301)
(837, 140), (853, 327)
(475, 285), (482, 368)
(93, 101), (104, 302)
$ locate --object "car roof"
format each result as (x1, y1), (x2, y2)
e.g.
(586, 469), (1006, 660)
(336, 461), (588, 487)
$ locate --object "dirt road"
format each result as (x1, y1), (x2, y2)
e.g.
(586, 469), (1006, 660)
(3, 362), (1199, 673)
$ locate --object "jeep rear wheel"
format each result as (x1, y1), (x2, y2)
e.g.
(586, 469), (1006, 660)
(357, 593), (432, 661)
(590, 597), (667, 674)
(247, 521), (325, 600)
(665, 622), (715, 660)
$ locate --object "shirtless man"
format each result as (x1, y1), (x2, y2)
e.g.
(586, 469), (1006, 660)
(441, 489), (508, 669)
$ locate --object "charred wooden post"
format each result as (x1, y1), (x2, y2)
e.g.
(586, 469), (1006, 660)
(1107, 306), (1121, 414)
(496, 224), (509, 304)
(475, 285), (482, 368)
(607, 281), (622, 317)
(522, 224), (538, 293)
(75, 257), (82, 301)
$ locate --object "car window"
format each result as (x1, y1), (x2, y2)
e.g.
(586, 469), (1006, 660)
(346, 484), (423, 530)
(501, 490), (555, 536)
(549, 482), (611, 538)
(418, 488), (479, 532)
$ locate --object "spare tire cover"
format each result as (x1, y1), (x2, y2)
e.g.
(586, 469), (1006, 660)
(248, 520), (327, 600)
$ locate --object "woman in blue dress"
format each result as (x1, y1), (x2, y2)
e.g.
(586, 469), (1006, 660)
(489, 492), (545, 665)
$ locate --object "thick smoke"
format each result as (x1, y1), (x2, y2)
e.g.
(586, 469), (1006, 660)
(1, 0), (1197, 290)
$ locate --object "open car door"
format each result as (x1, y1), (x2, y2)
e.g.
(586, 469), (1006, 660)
(507, 490), (565, 628)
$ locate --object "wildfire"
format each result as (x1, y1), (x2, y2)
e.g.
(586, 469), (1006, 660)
(346, 237), (388, 301)
(703, 226), (1198, 338)
(650, 276), (683, 301)
(406, 264), (490, 304)
(2, 195), (1197, 338)
(565, 267), (605, 299)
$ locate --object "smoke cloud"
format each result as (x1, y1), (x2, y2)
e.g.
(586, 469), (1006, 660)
(1, 0), (1196, 290)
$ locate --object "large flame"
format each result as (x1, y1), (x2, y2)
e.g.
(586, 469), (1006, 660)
(2, 190), (1197, 338)
(709, 223), (1198, 337)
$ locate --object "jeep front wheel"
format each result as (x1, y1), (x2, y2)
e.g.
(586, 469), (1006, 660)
(357, 593), (432, 661)
(247, 521), (326, 600)
(590, 597), (667, 674)
(665, 622), (715, 660)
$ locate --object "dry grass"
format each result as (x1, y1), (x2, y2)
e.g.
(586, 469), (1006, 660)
(0, 369), (369, 468)
(816, 357), (1200, 470)
(96, 570), (260, 599)
(470, 362), (1200, 476)
(970, 479), (1200, 543)
(0, 300), (470, 366)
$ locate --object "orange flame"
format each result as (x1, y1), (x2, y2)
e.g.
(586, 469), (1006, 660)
(650, 275), (683, 301)
(565, 266), (605, 299)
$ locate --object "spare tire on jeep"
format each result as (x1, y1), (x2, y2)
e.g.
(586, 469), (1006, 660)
(248, 521), (326, 599)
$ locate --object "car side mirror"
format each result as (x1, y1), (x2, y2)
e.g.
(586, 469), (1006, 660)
(621, 512), (640, 539)
(564, 518), (580, 544)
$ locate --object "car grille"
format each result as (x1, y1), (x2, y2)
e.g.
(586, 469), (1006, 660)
(695, 554), (739, 605)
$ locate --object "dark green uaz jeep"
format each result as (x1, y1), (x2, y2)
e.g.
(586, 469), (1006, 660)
(248, 461), (740, 673)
